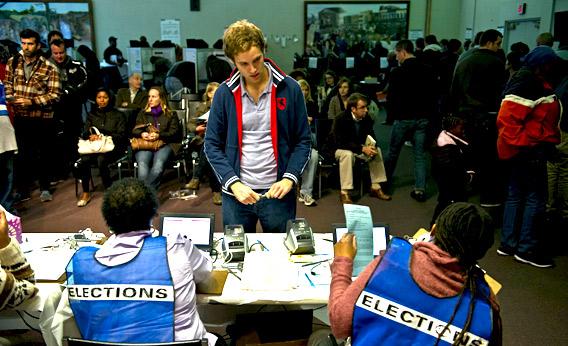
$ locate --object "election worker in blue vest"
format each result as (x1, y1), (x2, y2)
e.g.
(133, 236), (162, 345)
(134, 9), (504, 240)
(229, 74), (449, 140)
(328, 203), (502, 345)
(59, 178), (217, 345)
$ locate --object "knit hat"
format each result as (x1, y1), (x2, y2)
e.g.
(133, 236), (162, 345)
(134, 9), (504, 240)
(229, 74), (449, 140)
(522, 46), (560, 69)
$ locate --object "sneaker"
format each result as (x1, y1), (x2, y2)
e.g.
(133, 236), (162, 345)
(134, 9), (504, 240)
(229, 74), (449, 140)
(50, 179), (65, 187)
(40, 190), (53, 202)
(13, 192), (31, 204)
(298, 192), (305, 203)
(514, 252), (555, 268)
(480, 202), (502, 208)
(410, 190), (426, 202)
(497, 245), (515, 256)
(184, 178), (200, 190)
(303, 194), (316, 206)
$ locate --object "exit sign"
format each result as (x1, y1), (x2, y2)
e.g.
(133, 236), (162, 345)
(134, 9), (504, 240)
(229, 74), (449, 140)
(517, 3), (527, 15)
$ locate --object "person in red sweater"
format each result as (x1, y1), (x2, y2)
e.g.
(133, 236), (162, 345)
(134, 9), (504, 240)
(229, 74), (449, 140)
(329, 202), (502, 345)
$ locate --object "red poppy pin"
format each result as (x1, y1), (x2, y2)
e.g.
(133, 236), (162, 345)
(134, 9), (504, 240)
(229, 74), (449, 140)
(276, 97), (287, 110)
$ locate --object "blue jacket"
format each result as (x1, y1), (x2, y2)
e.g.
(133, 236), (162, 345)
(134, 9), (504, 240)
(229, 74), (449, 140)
(204, 58), (311, 193)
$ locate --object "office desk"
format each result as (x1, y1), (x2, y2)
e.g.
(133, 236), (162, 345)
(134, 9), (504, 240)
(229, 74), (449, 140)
(1, 232), (334, 342)
(200, 232), (333, 305)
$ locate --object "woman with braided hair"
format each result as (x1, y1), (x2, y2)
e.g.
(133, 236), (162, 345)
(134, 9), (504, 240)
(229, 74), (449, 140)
(329, 202), (502, 345)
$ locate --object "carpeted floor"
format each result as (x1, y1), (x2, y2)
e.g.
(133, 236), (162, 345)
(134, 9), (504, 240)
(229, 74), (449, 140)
(10, 110), (568, 345)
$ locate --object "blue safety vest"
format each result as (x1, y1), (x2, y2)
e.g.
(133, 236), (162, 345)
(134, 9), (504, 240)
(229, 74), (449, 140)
(66, 236), (175, 342)
(352, 237), (492, 346)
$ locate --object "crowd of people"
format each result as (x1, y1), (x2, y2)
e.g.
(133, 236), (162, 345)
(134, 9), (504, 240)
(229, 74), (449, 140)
(295, 30), (567, 269)
(0, 16), (566, 345)
(0, 28), (187, 212)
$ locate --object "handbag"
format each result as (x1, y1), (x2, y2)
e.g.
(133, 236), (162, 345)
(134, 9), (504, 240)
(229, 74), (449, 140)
(78, 127), (115, 154)
(130, 123), (166, 151)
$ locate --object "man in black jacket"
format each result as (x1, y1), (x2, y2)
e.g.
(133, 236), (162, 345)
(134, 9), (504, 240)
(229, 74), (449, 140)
(332, 93), (390, 204)
(384, 40), (438, 202)
(450, 29), (506, 207)
(50, 39), (88, 180)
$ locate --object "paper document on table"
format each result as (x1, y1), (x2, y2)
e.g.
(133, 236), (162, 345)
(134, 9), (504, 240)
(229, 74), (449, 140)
(26, 249), (76, 282)
(241, 251), (298, 291)
(343, 204), (374, 276)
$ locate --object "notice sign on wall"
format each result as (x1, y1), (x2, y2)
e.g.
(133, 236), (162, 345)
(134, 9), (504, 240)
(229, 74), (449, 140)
(161, 19), (180, 44)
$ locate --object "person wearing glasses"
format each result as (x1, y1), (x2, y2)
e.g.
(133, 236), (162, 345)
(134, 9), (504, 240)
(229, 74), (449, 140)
(331, 93), (390, 204)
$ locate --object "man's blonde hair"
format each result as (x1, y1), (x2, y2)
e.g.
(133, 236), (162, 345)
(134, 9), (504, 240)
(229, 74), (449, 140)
(223, 19), (266, 61)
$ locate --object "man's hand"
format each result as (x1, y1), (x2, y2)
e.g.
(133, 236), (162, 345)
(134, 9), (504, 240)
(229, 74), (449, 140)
(230, 181), (260, 205)
(195, 124), (206, 136)
(0, 211), (12, 249)
(266, 178), (294, 199)
(362, 145), (377, 157)
(141, 131), (151, 140)
(121, 101), (128, 107)
(334, 233), (357, 260)
(13, 98), (32, 107)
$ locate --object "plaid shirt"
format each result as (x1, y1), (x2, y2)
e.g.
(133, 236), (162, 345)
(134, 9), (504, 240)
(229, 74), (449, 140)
(4, 53), (61, 119)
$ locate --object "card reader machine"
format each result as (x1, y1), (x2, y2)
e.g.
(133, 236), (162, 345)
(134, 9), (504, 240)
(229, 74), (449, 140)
(222, 225), (247, 262)
(284, 218), (315, 254)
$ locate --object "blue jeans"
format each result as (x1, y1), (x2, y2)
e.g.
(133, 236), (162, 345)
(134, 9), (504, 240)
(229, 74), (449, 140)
(0, 151), (15, 210)
(222, 188), (296, 233)
(300, 148), (318, 197)
(501, 158), (547, 254)
(385, 119), (428, 191)
(135, 145), (173, 190)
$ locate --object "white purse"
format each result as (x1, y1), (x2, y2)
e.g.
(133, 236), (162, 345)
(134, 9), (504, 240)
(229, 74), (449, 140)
(77, 127), (115, 154)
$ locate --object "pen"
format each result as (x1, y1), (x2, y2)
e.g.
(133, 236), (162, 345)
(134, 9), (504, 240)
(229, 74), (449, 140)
(304, 273), (315, 287)
(301, 258), (331, 267)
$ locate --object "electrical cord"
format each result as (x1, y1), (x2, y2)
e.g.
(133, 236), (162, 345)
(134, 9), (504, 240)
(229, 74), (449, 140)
(24, 311), (40, 319)
(16, 311), (41, 332)
(248, 240), (269, 252)
(209, 248), (219, 262)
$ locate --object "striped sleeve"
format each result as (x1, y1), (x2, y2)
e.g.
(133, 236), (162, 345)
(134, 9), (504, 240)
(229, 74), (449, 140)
(0, 239), (38, 310)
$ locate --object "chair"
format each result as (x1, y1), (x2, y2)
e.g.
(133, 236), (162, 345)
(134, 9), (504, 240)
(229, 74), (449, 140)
(132, 116), (188, 186)
(73, 151), (131, 197)
(66, 337), (207, 346)
(314, 118), (364, 198)
(133, 155), (186, 185)
(316, 156), (364, 199)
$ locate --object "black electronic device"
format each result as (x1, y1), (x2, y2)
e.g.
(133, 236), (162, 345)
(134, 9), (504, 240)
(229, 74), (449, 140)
(284, 218), (315, 255)
(331, 223), (390, 256)
(222, 224), (247, 262)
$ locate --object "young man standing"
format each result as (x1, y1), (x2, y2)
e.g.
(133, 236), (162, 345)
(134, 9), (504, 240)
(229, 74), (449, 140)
(205, 20), (311, 233)
(4, 29), (61, 202)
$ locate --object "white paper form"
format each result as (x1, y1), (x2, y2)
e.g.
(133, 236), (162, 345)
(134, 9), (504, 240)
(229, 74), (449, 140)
(343, 204), (374, 276)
